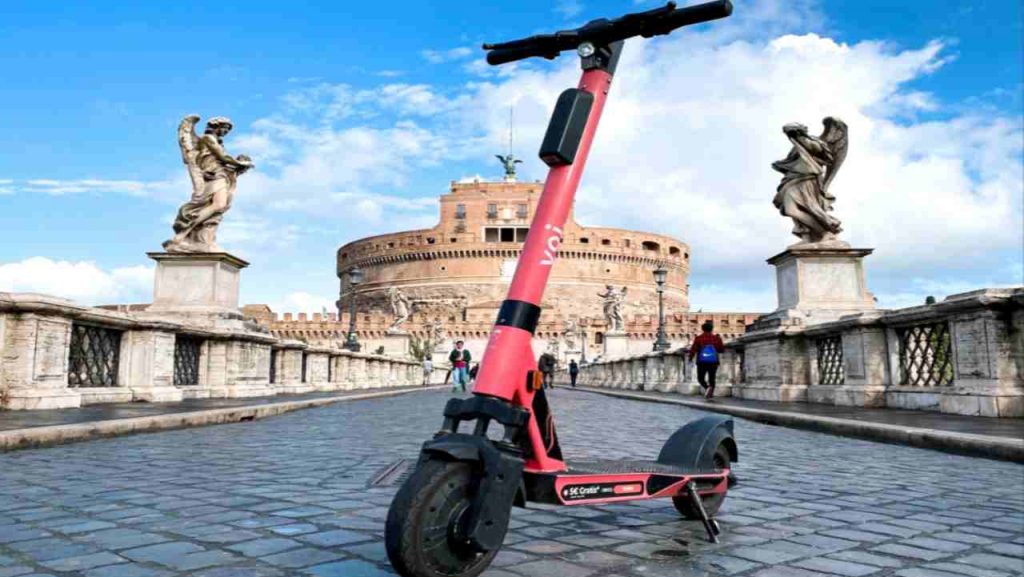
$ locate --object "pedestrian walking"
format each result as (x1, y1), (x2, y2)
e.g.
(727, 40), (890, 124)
(568, 359), (579, 388)
(421, 358), (433, 386)
(688, 321), (725, 400)
(448, 341), (471, 393)
(538, 351), (556, 389)
(469, 363), (480, 387)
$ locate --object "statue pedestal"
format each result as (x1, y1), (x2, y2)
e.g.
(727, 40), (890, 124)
(147, 252), (248, 315)
(602, 333), (629, 360)
(383, 332), (411, 359)
(756, 243), (876, 328)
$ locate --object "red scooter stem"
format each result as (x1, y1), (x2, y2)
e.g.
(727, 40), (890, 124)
(505, 69), (612, 306)
(473, 66), (613, 472)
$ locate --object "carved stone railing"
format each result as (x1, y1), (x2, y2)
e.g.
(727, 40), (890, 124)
(0, 292), (421, 411)
(572, 348), (742, 396)
(730, 288), (1023, 418)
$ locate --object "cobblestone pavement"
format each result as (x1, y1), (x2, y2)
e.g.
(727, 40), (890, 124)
(1, 389), (1022, 577)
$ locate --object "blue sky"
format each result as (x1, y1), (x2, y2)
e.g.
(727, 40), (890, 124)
(1, 0), (1021, 313)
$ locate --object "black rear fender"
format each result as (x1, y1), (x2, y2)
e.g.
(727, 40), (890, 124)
(656, 415), (737, 473)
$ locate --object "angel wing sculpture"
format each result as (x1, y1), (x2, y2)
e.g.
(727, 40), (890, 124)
(496, 154), (523, 180)
(162, 115), (253, 253)
(771, 117), (848, 244)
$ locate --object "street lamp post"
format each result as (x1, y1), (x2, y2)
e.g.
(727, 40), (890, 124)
(652, 265), (670, 352)
(344, 267), (364, 352)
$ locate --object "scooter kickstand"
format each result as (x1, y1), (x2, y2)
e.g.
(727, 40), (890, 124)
(685, 481), (721, 544)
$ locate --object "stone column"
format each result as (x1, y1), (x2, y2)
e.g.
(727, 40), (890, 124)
(224, 340), (275, 398)
(646, 355), (666, 392)
(273, 342), (311, 394)
(348, 355), (368, 390)
(943, 304), (1023, 416)
(733, 328), (810, 402)
(191, 340), (229, 399)
(630, 358), (646, 391)
(123, 330), (183, 403)
(0, 311), (81, 409)
(306, 350), (331, 392)
(332, 353), (352, 390)
(610, 361), (625, 389)
(366, 356), (383, 389)
(662, 354), (682, 393)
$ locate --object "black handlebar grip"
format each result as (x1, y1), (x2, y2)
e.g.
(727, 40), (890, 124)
(486, 45), (558, 65)
(663, 0), (733, 30)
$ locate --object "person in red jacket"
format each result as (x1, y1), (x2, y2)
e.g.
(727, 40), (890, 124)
(688, 321), (725, 400)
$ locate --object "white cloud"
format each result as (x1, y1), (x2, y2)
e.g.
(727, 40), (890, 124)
(421, 46), (474, 64)
(0, 257), (153, 305)
(272, 291), (337, 315)
(448, 30), (1022, 304)
(556, 0), (583, 18)
(20, 178), (169, 196)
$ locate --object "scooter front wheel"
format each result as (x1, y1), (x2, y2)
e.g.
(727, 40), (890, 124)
(385, 459), (499, 577)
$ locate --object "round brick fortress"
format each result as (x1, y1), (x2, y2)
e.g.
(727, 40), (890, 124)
(336, 179), (690, 322)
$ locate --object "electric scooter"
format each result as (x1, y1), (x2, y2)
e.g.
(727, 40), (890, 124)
(385, 3), (736, 576)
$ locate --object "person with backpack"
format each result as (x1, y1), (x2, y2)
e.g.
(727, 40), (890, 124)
(688, 321), (725, 400)
(448, 341), (471, 393)
(568, 359), (580, 388)
(538, 351), (556, 389)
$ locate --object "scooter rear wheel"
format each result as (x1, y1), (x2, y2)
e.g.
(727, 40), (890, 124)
(385, 459), (499, 577)
(671, 443), (730, 519)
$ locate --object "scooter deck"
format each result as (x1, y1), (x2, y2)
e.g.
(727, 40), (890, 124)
(567, 459), (693, 475)
(524, 459), (728, 506)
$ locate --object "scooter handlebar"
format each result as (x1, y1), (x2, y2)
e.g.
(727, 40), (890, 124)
(643, 0), (733, 37)
(482, 0), (732, 66)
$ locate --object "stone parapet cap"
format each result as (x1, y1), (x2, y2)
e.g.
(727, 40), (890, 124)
(734, 322), (806, 343)
(880, 287), (1023, 326)
(272, 340), (309, 351)
(0, 291), (276, 344)
(1, 292), (161, 327)
(735, 286), (1022, 341)
(767, 245), (874, 265)
(802, 310), (889, 336)
(147, 251), (250, 269)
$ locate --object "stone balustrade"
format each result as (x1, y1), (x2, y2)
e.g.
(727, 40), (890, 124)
(731, 288), (1023, 417)
(575, 288), (1023, 418)
(573, 348), (741, 395)
(0, 292), (421, 410)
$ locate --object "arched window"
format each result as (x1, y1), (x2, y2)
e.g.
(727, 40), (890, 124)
(669, 246), (680, 256)
(641, 241), (660, 252)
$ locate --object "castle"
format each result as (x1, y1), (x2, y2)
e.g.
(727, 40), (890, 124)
(245, 177), (760, 361)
